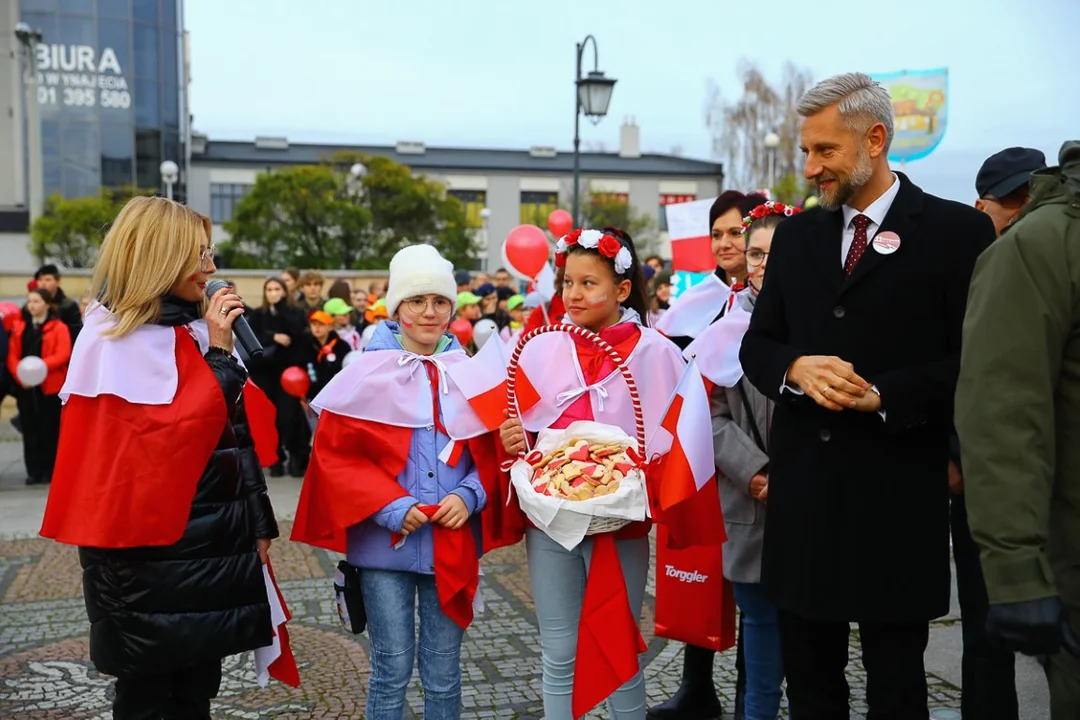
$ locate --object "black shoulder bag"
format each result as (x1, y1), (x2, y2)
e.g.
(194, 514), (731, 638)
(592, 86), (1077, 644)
(333, 561), (367, 634)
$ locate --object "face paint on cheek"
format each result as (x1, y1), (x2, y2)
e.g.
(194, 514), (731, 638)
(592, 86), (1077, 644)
(587, 295), (609, 306)
(400, 316), (415, 328)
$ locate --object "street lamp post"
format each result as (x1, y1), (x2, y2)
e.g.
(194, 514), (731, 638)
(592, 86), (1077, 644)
(14, 23), (44, 225)
(479, 207), (491, 272)
(159, 160), (179, 200)
(572, 36), (616, 228)
(763, 131), (780, 191)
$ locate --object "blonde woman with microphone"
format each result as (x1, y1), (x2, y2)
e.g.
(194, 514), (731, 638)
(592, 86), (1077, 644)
(40, 196), (280, 719)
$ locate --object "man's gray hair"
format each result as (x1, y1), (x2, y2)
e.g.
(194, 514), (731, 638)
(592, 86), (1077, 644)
(798, 72), (894, 151)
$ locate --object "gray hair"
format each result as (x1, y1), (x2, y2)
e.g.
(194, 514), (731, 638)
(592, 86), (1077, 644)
(797, 72), (894, 151)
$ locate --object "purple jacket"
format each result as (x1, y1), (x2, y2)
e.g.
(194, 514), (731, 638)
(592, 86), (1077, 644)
(345, 322), (487, 575)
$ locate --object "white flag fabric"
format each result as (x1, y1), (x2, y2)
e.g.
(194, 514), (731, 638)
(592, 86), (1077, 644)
(683, 301), (752, 388)
(654, 273), (731, 339)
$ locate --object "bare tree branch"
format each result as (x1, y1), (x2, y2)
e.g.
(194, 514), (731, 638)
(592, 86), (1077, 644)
(704, 59), (814, 191)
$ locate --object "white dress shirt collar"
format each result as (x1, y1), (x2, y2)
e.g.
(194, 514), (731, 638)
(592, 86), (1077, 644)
(842, 173), (901, 229)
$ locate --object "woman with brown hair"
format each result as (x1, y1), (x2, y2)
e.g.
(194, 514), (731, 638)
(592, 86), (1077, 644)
(247, 276), (307, 476)
(40, 196), (279, 719)
(6, 287), (71, 485)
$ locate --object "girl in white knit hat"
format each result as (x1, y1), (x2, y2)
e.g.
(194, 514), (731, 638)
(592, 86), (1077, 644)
(292, 244), (493, 719)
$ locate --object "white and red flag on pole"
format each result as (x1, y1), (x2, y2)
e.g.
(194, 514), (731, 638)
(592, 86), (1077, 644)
(254, 559), (300, 688)
(649, 357), (724, 548)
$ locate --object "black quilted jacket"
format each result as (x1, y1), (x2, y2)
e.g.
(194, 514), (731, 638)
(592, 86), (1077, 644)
(78, 298), (280, 678)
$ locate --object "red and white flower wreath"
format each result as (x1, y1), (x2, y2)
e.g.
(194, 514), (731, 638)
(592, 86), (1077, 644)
(554, 229), (634, 274)
(741, 200), (802, 234)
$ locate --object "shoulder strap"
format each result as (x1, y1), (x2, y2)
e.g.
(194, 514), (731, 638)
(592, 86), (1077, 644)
(736, 379), (766, 452)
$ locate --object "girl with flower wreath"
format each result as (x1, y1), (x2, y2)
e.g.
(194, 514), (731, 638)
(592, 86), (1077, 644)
(496, 226), (708, 719)
(683, 200), (801, 720)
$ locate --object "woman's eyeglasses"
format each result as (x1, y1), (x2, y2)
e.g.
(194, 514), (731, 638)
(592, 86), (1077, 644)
(404, 297), (453, 316)
(200, 245), (217, 267)
(746, 248), (770, 267)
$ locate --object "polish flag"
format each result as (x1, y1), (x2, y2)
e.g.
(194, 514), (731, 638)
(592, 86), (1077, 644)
(445, 335), (521, 432)
(254, 560), (300, 688)
(651, 358), (723, 548)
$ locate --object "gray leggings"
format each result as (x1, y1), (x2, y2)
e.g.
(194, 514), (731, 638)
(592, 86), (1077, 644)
(525, 527), (650, 719)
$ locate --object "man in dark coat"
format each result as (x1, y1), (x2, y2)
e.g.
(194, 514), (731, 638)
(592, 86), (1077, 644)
(33, 264), (82, 341)
(739, 71), (995, 719)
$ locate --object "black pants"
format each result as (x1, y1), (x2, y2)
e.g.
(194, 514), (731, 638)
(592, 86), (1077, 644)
(15, 388), (61, 481)
(951, 494), (1019, 719)
(778, 609), (930, 720)
(112, 661), (222, 720)
(259, 376), (308, 462)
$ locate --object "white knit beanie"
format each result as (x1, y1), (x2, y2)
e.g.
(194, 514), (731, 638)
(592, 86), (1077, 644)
(385, 244), (458, 318)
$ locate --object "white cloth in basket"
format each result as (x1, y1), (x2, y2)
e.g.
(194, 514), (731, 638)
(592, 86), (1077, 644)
(510, 421), (648, 550)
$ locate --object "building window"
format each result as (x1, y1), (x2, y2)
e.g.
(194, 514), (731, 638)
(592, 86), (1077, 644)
(447, 189), (487, 229)
(520, 191), (558, 226)
(659, 193), (696, 232)
(210, 183), (253, 224)
(591, 192), (629, 206)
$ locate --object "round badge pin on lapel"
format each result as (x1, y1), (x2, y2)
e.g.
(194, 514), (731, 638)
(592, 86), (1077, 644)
(872, 231), (901, 255)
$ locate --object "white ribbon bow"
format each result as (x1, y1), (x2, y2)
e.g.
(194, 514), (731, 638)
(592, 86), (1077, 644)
(397, 352), (450, 395)
(555, 383), (610, 412)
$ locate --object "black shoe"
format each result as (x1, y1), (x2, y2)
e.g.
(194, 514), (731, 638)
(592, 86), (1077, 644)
(286, 455), (308, 478)
(647, 644), (722, 720)
(646, 685), (722, 720)
(269, 462), (285, 478)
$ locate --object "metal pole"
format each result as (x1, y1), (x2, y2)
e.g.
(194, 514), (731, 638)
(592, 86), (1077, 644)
(24, 33), (44, 225)
(571, 42), (582, 228)
(767, 149), (775, 191)
(165, 180), (174, 201)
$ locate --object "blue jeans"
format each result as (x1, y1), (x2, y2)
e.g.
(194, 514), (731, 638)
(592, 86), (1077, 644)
(360, 569), (465, 720)
(525, 527), (649, 719)
(732, 581), (784, 720)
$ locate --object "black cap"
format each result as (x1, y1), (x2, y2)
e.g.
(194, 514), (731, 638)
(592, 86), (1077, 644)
(976, 147), (1046, 199)
(454, 269), (472, 286)
(475, 282), (496, 298)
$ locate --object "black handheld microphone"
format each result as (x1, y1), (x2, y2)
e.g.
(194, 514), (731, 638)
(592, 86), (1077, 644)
(205, 279), (264, 358)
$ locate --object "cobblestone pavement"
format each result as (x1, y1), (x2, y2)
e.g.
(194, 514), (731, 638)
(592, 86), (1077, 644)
(0, 522), (962, 719)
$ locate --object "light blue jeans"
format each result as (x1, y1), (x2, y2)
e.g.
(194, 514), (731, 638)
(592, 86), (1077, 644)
(525, 527), (650, 719)
(360, 569), (465, 720)
(732, 581), (784, 720)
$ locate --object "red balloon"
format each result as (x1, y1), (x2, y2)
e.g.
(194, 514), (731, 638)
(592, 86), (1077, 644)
(504, 224), (550, 279)
(547, 209), (573, 238)
(281, 366), (311, 399)
(450, 318), (474, 347)
(0, 301), (18, 318)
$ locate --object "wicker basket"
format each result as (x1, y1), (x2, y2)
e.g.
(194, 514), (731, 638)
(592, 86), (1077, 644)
(507, 323), (647, 536)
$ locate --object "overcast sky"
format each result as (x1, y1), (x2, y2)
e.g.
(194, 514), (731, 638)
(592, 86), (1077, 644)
(185, 0), (1080, 203)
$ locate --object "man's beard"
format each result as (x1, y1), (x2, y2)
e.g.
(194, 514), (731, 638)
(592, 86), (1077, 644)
(817, 149), (873, 211)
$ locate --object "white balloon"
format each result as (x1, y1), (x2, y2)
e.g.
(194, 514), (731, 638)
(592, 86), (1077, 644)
(342, 350), (363, 368)
(473, 319), (498, 349)
(360, 324), (378, 349)
(16, 356), (48, 388)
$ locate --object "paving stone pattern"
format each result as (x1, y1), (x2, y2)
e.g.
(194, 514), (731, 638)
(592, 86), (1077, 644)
(0, 523), (962, 719)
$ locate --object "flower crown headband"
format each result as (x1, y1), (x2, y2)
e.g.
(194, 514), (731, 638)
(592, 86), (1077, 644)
(554, 228), (634, 275)
(741, 200), (802, 234)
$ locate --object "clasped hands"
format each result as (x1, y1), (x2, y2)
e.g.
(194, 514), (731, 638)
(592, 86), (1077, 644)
(399, 494), (469, 536)
(787, 355), (880, 413)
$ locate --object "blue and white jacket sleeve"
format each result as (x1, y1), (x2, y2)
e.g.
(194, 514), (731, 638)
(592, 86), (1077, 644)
(449, 453), (487, 516)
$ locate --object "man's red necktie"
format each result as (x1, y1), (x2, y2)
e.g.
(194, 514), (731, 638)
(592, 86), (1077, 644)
(844, 214), (872, 275)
